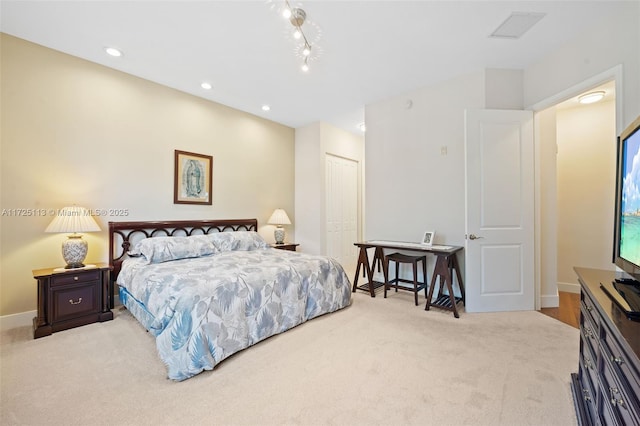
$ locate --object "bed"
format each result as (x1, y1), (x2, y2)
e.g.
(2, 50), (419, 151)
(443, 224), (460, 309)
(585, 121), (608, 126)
(109, 219), (352, 381)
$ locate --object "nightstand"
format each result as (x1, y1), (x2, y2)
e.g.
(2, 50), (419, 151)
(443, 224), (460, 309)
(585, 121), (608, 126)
(270, 243), (299, 251)
(32, 263), (113, 338)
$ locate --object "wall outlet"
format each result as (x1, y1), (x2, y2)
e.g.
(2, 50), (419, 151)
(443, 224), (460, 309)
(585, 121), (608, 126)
(440, 146), (448, 155)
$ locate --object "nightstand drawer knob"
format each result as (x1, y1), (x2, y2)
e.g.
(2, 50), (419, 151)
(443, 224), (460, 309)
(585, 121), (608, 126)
(69, 297), (83, 305)
(73, 276), (79, 281)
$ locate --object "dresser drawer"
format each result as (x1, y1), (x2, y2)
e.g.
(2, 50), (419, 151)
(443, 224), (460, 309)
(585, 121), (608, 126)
(581, 291), (600, 333)
(51, 270), (101, 287)
(599, 351), (640, 425)
(50, 282), (101, 322)
(601, 322), (640, 405)
(578, 361), (599, 423)
(580, 333), (599, 395)
(581, 305), (600, 360)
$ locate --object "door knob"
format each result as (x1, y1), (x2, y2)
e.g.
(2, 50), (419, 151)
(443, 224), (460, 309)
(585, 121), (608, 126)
(468, 234), (484, 240)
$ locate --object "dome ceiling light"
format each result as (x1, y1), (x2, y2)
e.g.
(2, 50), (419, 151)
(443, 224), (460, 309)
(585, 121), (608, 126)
(578, 91), (606, 104)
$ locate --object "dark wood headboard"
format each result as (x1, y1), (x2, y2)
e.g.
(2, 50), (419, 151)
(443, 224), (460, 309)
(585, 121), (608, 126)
(108, 219), (258, 281)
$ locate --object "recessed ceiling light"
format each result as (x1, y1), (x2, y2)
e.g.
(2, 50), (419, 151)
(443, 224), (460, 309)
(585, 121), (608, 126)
(104, 47), (122, 57)
(578, 91), (605, 104)
(262, 105), (271, 111)
(201, 82), (212, 90)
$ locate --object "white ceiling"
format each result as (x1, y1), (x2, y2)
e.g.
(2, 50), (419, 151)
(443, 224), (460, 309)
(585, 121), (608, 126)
(0, 1), (629, 135)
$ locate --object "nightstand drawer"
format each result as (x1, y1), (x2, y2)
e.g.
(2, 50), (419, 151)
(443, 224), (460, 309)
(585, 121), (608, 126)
(51, 282), (100, 322)
(51, 270), (101, 287)
(33, 264), (112, 338)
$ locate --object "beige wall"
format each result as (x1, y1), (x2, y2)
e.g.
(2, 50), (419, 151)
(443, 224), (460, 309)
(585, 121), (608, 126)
(556, 100), (617, 285)
(0, 34), (295, 316)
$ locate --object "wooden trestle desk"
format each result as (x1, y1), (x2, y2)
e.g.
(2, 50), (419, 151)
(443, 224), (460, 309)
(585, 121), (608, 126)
(352, 241), (465, 318)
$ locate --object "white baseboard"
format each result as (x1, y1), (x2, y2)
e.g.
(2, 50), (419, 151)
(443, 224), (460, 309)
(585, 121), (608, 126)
(0, 310), (35, 331)
(0, 295), (121, 333)
(540, 294), (559, 308)
(558, 281), (580, 294)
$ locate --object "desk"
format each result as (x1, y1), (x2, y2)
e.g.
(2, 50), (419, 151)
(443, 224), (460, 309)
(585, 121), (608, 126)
(352, 241), (465, 317)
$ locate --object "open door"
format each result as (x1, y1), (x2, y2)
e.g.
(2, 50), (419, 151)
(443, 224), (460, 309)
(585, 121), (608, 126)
(465, 109), (535, 312)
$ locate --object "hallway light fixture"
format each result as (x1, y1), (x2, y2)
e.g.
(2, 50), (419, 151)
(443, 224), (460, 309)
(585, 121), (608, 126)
(578, 91), (605, 104)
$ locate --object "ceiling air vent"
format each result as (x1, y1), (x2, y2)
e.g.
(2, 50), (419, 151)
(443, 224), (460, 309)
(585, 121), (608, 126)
(490, 12), (546, 39)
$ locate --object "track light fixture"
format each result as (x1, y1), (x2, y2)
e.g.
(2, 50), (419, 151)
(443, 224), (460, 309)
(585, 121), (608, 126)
(283, 1), (317, 72)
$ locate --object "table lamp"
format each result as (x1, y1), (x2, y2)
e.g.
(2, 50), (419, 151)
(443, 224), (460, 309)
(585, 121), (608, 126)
(45, 206), (101, 268)
(268, 208), (291, 244)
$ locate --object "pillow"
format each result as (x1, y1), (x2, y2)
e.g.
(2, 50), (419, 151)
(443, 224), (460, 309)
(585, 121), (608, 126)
(206, 231), (269, 252)
(129, 234), (217, 264)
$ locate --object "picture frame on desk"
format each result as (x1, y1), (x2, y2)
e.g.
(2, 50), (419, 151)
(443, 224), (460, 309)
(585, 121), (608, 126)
(421, 231), (435, 246)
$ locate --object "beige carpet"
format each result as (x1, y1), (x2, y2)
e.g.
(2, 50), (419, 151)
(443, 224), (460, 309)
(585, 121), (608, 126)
(1, 291), (579, 426)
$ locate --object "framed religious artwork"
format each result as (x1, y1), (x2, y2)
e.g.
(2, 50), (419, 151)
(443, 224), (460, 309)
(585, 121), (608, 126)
(174, 150), (213, 205)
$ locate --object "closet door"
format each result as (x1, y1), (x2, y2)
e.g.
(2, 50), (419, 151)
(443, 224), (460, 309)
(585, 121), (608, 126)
(326, 154), (358, 271)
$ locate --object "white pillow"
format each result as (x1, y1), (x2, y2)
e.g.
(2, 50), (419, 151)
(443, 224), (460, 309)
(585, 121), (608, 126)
(129, 234), (217, 264)
(206, 231), (269, 252)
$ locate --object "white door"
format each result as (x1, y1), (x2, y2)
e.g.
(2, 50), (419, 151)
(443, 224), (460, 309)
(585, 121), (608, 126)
(465, 109), (534, 312)
(326, 154), (358, 271)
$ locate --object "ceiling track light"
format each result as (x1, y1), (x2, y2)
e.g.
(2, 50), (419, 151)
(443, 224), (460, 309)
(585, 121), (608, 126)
(284, 0), (315, 72)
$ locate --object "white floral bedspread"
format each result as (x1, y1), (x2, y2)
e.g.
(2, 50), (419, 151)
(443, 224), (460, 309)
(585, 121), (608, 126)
(117, 249), (352, 380)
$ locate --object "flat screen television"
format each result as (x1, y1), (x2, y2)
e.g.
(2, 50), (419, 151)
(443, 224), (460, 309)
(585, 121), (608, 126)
(605, 115), (640, 319)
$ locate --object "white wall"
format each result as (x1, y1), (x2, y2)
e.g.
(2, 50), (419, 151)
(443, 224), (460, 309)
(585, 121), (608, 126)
(536, 107), (559, 305)
(485, 69), (524, 110)
(294, 123), (322, 254)
(0, 34), (295, 316)
(365, 71), (489, 281)
(524, 2), (639, 132)
(295, 122), (364, 255)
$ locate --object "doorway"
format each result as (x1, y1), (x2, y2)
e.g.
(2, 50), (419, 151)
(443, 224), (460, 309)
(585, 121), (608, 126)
(536, 79), (617, 308)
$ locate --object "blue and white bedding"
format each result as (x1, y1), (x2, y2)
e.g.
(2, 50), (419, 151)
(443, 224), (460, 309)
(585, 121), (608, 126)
(116, 231), (352, 381)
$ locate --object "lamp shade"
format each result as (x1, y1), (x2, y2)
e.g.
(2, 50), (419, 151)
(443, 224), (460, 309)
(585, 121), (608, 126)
(268, 209), (291, 245)
(45, 206), (101, 269)
(45, 206), (101, 234)
(267, 209), (291, 226)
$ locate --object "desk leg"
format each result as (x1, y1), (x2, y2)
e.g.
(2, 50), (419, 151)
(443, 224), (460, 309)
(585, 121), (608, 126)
(450, 253), (464, 305)
(353, 246), (375, 297)
(352, 247), (366, 292)
(425, 254), (461, 318)
(352, 246), (384, 297)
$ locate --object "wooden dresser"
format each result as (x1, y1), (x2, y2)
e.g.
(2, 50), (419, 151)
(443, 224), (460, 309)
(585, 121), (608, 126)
(572, 267), (640, 425)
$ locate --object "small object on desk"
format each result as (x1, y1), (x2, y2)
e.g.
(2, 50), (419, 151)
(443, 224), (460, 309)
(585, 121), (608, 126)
(32, 263), (113, 338)
(429, 245), (453, 251)
(421, 231), (435, 246)
(270, 242), (299, 252)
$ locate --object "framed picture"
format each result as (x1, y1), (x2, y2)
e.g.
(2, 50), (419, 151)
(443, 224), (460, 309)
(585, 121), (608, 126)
(422, 231), (435, 246)
(174, 150), (213, 205)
